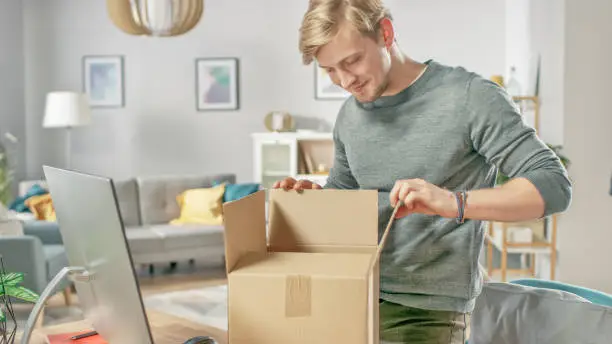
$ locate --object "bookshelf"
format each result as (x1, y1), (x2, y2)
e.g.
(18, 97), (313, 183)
(251, 132), (334, 188)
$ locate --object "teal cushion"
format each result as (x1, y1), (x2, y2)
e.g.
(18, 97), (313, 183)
(511, 278), (612, 307)
(224, 183), (260, 202)
(213, 182), (260, 202)
(8, 184), (48, 213)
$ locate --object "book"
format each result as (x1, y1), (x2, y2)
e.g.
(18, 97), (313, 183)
(45, 330), (107, 343)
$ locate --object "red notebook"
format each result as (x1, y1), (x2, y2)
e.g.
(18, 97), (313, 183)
(45, 330), (107, 344)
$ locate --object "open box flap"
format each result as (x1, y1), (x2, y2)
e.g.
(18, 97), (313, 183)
(222, 190), (267, 273)
(268, 189), (379, 251)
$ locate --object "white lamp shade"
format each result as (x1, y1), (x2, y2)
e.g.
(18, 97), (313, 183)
(43, 92), (92, 128)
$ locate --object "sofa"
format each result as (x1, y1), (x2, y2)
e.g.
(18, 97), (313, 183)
(14, 173), (238, 268)
(115, 173), (236, 266)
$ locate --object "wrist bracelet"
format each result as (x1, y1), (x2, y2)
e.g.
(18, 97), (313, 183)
(455, 191), (467, 224)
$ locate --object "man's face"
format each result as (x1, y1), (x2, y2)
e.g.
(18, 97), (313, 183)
(315, 22), (392, 103)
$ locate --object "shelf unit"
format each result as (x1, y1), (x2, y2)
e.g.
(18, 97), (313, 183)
(251, 131), (334, 189)
(486, 215), (557, 281)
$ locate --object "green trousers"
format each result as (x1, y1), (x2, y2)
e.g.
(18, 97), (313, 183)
(379, 299), (470, 344)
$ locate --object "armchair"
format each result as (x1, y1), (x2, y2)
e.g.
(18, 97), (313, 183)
(0, 219), (71, 306)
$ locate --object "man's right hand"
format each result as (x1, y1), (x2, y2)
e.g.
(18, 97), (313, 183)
(272, 177), (322, 191)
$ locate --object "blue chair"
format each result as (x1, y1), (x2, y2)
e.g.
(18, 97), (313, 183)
(467, 280), (612, 343)
(511, 278), (612, 307)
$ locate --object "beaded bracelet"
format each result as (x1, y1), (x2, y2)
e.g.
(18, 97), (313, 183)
(455, 191), (468, 224)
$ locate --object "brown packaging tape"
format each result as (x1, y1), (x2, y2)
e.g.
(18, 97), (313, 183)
(285, 275), (312, 317)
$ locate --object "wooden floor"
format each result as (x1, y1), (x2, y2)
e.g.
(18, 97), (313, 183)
(39, 260), (228, 319)
(136, 261), (228, 296)
(11, 261), (229, 344)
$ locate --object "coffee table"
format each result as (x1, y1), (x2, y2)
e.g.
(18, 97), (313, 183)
(15, 309), (228, 344)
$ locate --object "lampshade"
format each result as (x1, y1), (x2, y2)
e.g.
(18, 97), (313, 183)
(106, 0), (204, 37)
(43, 92), (92, 128)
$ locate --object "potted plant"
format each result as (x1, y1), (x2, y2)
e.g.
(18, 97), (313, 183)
(0, 148), (12, 208)
(0, 258), (40, 343)
(0, 132), (18, 208)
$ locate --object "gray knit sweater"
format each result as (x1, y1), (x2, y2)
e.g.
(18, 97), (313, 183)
(324, 60), (572, 313)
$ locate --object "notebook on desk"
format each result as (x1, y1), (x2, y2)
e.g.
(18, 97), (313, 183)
(45, 330), (107, 343)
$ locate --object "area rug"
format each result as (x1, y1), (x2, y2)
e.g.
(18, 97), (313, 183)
(142, 284), (228, 331)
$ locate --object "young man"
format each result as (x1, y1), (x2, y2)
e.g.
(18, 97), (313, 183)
(273, 0), (572, 342)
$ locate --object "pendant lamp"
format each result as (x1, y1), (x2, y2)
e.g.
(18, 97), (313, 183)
(107, 0), (204, 37)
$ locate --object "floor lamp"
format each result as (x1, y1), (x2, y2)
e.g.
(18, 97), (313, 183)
(43, 92), (91, 169)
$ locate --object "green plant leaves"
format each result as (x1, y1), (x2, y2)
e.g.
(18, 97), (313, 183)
(0, 272), (24, 286)
(0, 273), (25, 296)
(0, 272), (40, 312)
(3, 286), (39, 303)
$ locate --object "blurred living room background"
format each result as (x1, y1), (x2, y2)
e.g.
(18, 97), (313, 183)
(0, 0), (610, 334)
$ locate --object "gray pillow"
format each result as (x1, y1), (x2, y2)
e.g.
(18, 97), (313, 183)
(469, 282), (612, 344)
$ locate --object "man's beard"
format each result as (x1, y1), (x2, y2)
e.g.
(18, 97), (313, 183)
(373, 78), (389, 99)
(359, 78), (389, 102)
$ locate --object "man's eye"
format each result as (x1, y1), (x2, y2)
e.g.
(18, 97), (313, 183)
(347, 56), (361, 64)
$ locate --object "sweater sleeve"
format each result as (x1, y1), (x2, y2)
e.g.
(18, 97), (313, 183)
(324, 116), (360, 190)
(465, 75), (572, 216)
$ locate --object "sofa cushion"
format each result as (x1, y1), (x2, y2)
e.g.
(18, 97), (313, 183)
(124, 227), (165, 254)
(148, 224), (224, 250)
(23, 220), (63, 245)
(469, 282), (612, 344)
(136, 174), (235, 225)
(170, 185), (226, 225)
(114, 179), (141, 227)
(9, 183), (48, 213)
(222, 182), (261, 202)
(43, 244), (68, 281)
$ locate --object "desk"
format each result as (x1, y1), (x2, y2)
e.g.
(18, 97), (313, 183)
(16, 310), (228, 344)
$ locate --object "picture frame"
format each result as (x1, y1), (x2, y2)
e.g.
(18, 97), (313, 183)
(195, 57), (240, 111)
(314, 62), (350, 100)
(82, 55), (125, 108)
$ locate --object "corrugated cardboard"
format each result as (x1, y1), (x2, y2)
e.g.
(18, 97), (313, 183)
(222, 189), (398, 344)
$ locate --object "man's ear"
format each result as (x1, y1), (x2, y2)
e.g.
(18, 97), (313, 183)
(378, 17), (395, 48)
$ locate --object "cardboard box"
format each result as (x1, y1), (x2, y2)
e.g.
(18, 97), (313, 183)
(222, 188), (393, 344)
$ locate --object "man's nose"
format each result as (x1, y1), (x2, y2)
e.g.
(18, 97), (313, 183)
(338, 71), (356, 89)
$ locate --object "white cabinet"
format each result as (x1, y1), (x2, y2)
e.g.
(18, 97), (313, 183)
(252, 132), (334, 188)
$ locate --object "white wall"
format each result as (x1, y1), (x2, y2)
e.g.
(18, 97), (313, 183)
(505, 0), (565, 145)
(559, 0), (612, 293)
(505, 0), (531, 89)
(528, 1), (565, 145)
(22, 0), (506, 182)
(0, 0), (26, 194)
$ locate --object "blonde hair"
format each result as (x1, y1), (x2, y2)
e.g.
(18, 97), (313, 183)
(299, 0), (392, 65)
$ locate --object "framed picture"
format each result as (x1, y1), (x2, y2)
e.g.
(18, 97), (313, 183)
(195, 57), (239, 111)
(82, 55), (125, 108)
(314, 62), (350, 100)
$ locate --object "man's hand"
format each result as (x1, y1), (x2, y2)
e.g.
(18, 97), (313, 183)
(272, 177), (322, 191)
(389, 179), (458, 219)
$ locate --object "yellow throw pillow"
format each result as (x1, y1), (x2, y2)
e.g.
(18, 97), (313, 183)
(170, 184), (225, 225)
(25, 193), (57, 222)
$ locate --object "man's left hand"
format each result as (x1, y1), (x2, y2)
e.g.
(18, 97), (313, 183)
(389, 179), (458, 219)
